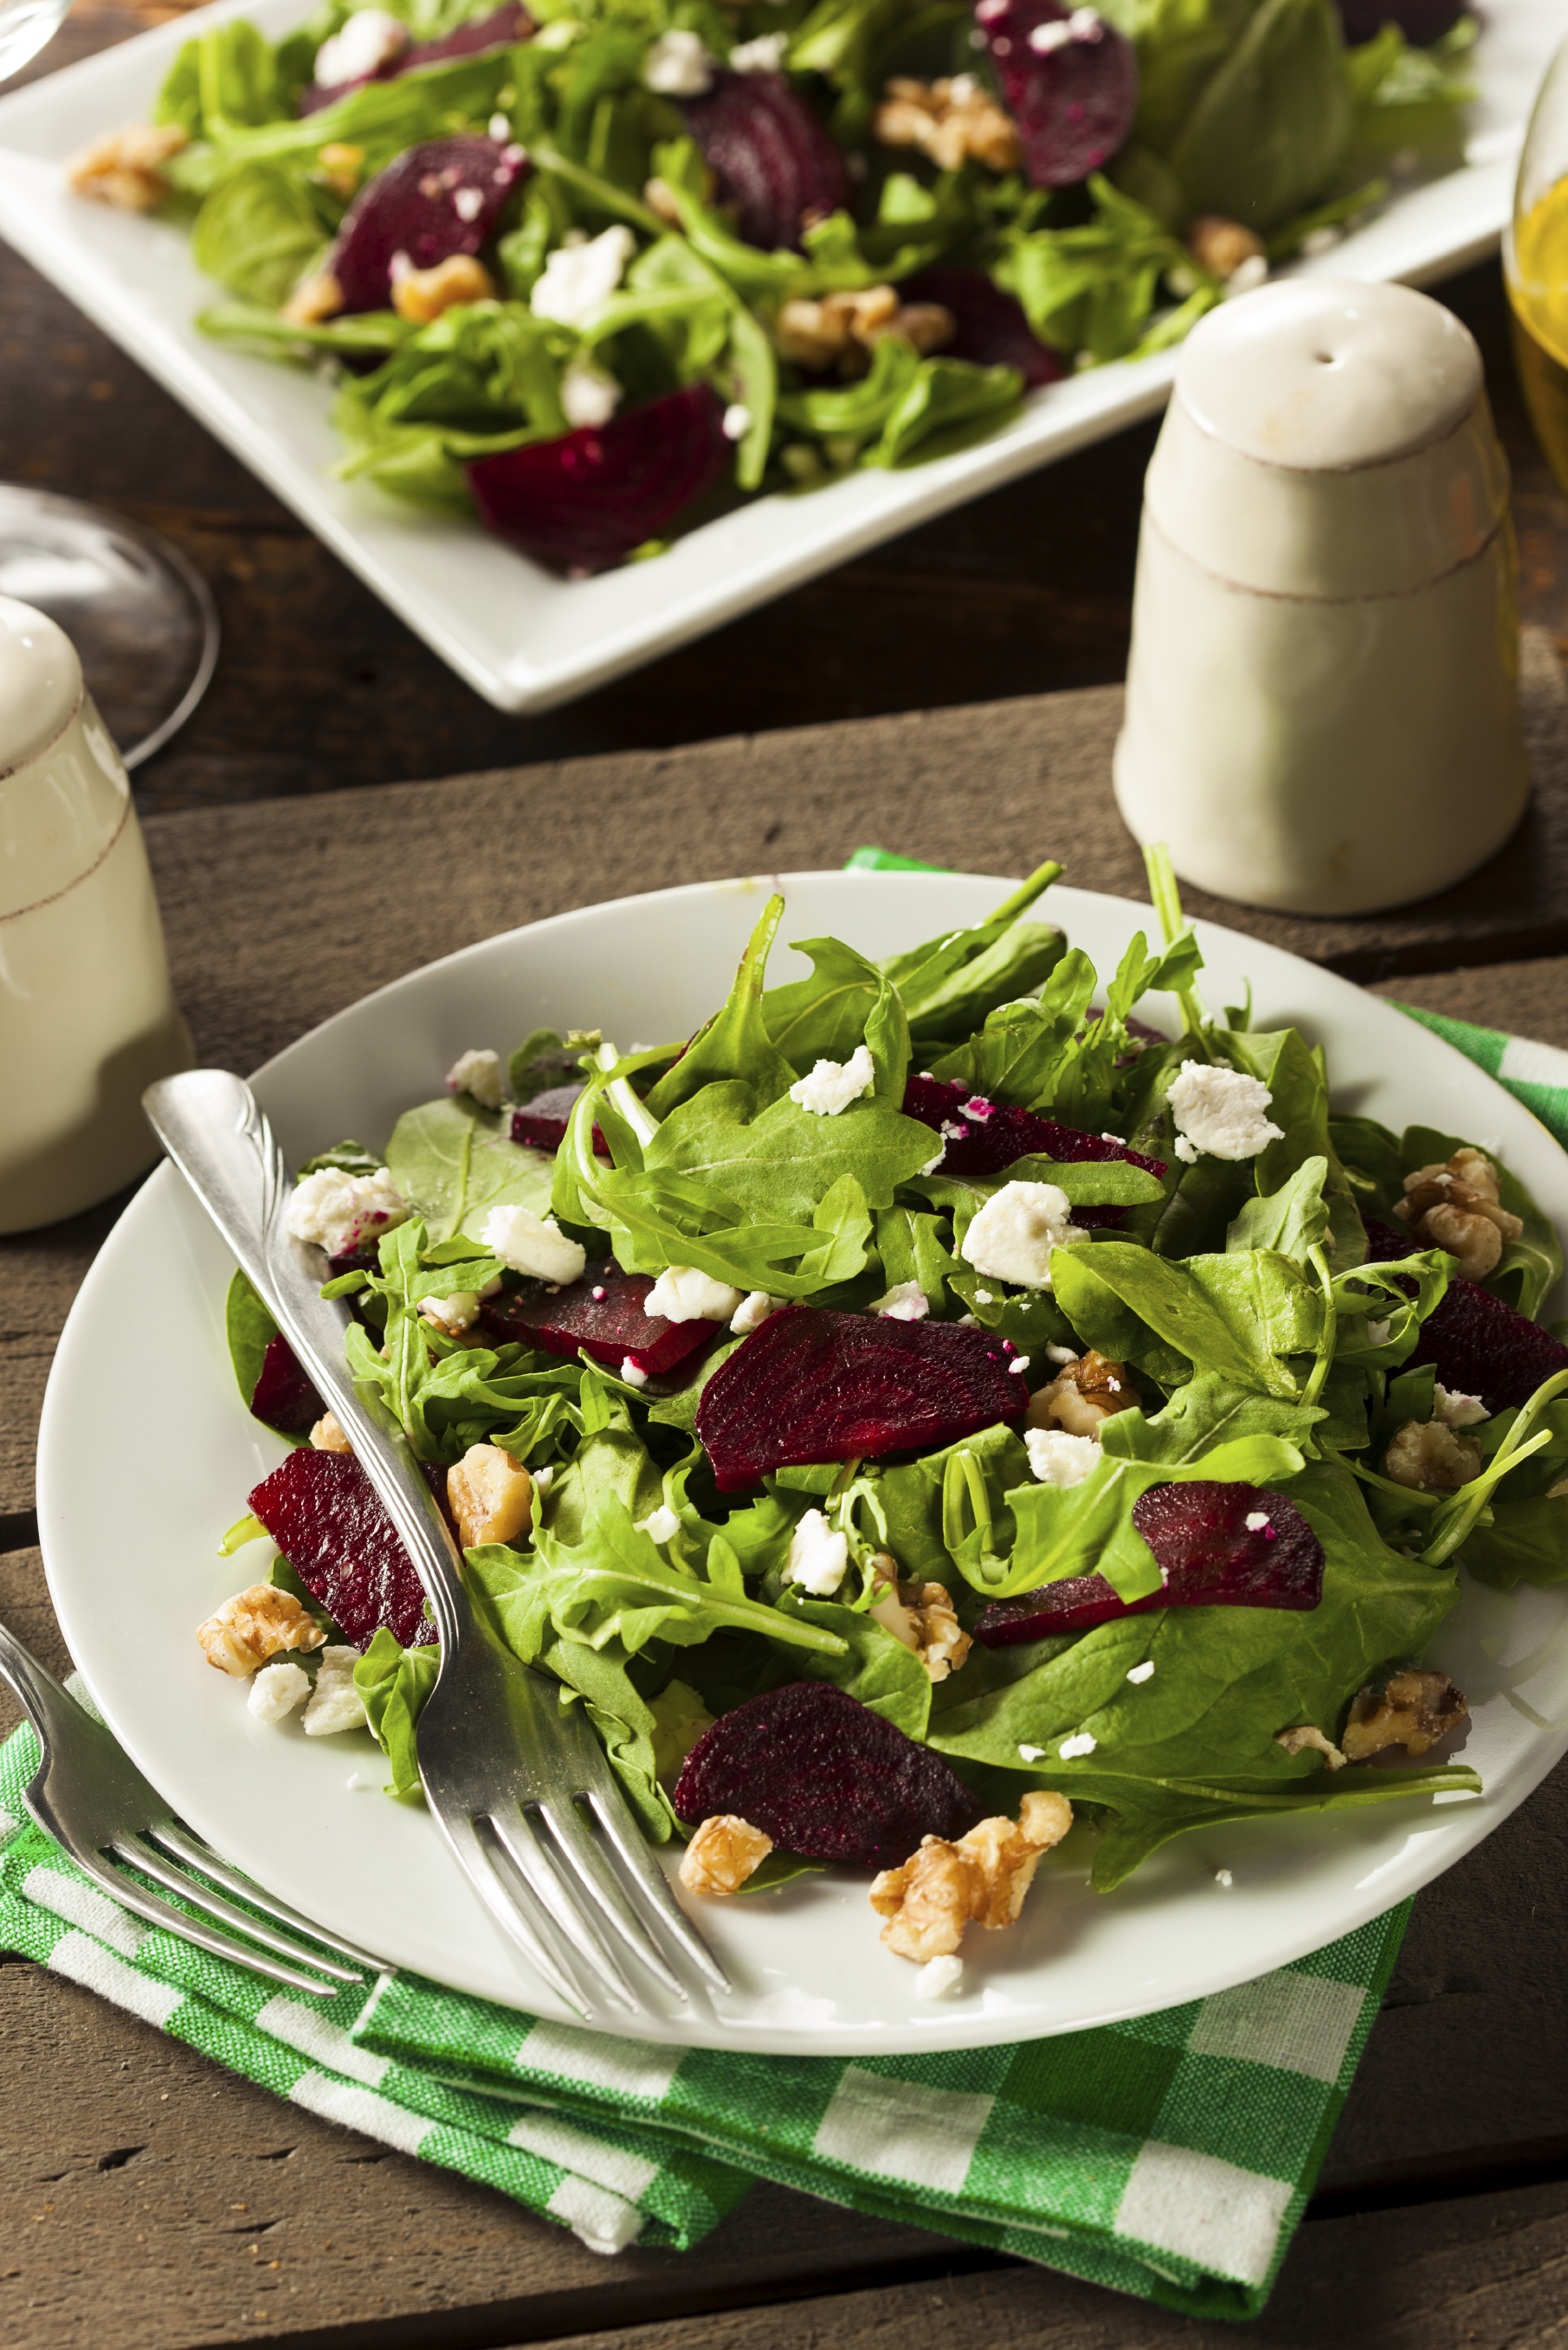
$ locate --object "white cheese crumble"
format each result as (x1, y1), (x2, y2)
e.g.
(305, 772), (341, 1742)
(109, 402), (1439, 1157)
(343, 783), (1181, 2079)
(1166, 1062), (1283, 1161)
(636, 1503), (681, 1545)
(1435, 1384), (1487, 1429)
(421, 1288), (482, 1333)
(870, 1280), (928, 1321)
(1244, 1510), (1270, 1533)
(647, 1265), (745, 1324)
(560, 357), (623, 429)
(1174, 1136), (1198, 1165)
(1009, 1355), (1030, 1375)
(1126, 1661), (1154, 1684)
(481, 1205), (586, 1285)
(784, 1507), (849, 1596)
(248, 1662), (310, 1724)
(488, 112), (511, 139)
(789, 1043), (875, 1116)
(973, 1289), (995, 1305)
(642, 27), (713, 92)
(532, 1463), (554, 1498)
(730, 30), (788, 69)
(453, 185), (484, 223)
(1045, 1342), (1077, 1365)
(961, 1179), (1084, 1290)
(302, 1647), (367, 1738)
(314, 8), (407, 88)
(287, 1165), (410, 1259)
(722, 402), (752, 441)
(1058, 1731), (1097, 1759)
(620, 1357), (648, 1389)
(916, 1953), (965, 2000)
(1215, 1868), (1234, 1888)
(446, 1047), (505, 1108)
(1017, 1742), (1046, 1761)
(731, 1289), (780, 1333)
(530, 223), (636, 327)
(1023, 1428), (1100, 1487)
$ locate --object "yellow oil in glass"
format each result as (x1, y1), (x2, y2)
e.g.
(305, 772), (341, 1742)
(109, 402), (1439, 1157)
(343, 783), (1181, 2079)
(1509, 175), (1568, 494)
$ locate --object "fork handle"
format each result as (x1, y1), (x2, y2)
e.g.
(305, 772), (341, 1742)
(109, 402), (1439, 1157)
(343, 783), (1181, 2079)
(0, 1615), (76, 1757)
(143, 1070), (468, 1656)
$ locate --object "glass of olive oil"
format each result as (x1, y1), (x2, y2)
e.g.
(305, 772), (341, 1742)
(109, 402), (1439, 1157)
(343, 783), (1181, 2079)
(1508, 41), (1568, 493)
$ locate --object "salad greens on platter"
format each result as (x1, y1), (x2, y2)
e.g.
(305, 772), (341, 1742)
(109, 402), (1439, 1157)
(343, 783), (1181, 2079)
(204, 853), (1568, 1973)
(70, 0), (1476, 575)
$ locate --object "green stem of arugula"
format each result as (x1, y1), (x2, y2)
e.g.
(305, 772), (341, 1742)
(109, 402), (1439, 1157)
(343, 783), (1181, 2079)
(1140, 843), (1210, 1056)
(984, 859), (1066, 926)
(1419, 1366), (1568, 1567)
(1300, 1243), (1336, 1411)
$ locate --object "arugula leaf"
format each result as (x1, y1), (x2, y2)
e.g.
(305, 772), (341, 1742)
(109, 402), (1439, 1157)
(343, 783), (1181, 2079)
(191, 163), (331, 304)
(646, 894), (797, 1116)
(878, 860), (1066, 1040)
(355, 1630), (439, 1799)
(1226, 1155), (1330, 1267)
(1050, 1240), (1323, 1398)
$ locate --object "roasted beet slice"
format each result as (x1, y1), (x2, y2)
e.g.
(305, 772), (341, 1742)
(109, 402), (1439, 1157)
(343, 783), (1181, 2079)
(681, 70), (851, 251)
(248, 1449), (436, 1649)
(905, 1073), (1165, 1224)
(249, 1333), (325, 1436)
(697, 1303), (1026, 1491)
(976, 1481), (1323, 1645)
(467, 382), (731, 577)
(481, 1263), (720, 1378)
(901, 266), (1063, 388)
(300, 3), (534, 112)
(509, 1081), (610, 1157)
(1361, 1216), (1568, 1412)
(974, 0), (1138, 187)
(329, 136), (526, 314)
(674, 1682), (984, 1867)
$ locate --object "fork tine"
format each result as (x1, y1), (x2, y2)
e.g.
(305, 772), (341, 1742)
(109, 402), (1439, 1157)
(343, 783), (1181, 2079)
(46, 1834), (346, 1998)
(585, 1790), (732, 1994)
(438, 1811), (597, 2019)
(485, 1807), (643, 2014)
(538, 1799), (686, 1999)
(109, 1834), (366, 1985)
(145, 1824), (387, 1972)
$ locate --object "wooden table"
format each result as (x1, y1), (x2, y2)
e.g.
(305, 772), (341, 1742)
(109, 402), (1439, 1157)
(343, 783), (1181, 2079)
(3, 7), (1568, 2344)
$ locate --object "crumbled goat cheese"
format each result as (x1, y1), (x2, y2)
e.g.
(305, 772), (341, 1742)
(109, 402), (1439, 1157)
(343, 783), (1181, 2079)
(314, 8), (407, 88)
(1017, 1742), (1046, 1761)
(421, 1288), (483, 1333)
(287, 1165), (410, 1259)
(916, 1953), (965, 2000)
(731, 1289), (779, 1333)
(1166, 1062), (1284, 1161)
(1435, 1384), (1487, 1429)
(1244, 1511), (1270, 1533)
(647, 1265), (745, 1324)
(785, 1507), (849, 1596)
(446, 1047), (505, 1108)
(789, 1043), (876, 1115)
(248, 1662), (310, 1724)
(1045, 1342), (1077, 1365)
(560, 357), (623, 429)
(636, 1504), (681, 1545)
(1126, 1661), (1154, 1684)
(532, 1464), (554, 1497)
(642, 27), (713, 92)
(1024, 1428), (1100, 1487)
(1174, 1136), (1198, 1164)
(961, 1179), (1084, 1289)
(452, 185), (484, 223)
(481, 1204), (586, 1285)
(1215, 1868), (1234, 1888)
(1009, 1355), (1030, 1375)
(1058, 1731), (1097, 1759)
(871, 1280), (928, 1321)
(730, 31), (788, 69)
(973, 1289), (995, 1305)
(302, 1647), (367, 1738)
(530, 223), (636, 326)
(920, 1148), (946, 1177)
(722, 403), (752, 441)
(488, 112), (511, 139)
(620, 1357), (648, 1389)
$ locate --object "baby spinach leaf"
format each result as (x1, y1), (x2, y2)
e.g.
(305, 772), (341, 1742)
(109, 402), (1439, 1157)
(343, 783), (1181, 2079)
(1167, 0), (1352, 232)
(225, 1269), (278, 1412)
(385, 1097), (557, 1245)
(645, 1078), (939, 1230)
(1226, 1155), (1330, 1265)
(1051, 1241), (1320, 1398)
(191, 162), (330, 304)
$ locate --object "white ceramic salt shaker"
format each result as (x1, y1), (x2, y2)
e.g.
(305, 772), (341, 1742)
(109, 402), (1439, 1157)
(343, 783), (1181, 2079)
(1113, 279), (1527, 916)
(0, 593), (190, 1232)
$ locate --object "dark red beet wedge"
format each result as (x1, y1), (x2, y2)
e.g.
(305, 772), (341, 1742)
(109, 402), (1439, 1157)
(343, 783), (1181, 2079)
(697, 1302), (1026, 1491)
(480, 1263), (720, 1378)
(905, 1073), (1165, 1224)
(329, 136), (526, 314)
(1362, 1216), (1568, 1412)
(468, 382), (730, 577)
(510, 1081), (610, 1157)
(974, 0), (1138, 187)
(901, 266), (1064, 387)
(248, 1449), (437, 1649)
(681, 70), (851, 250)
(300, 3), (534, 112)
(674, 1682), (984, 1867)
(975, 1481), (1323, 1645)
(249, 1333), (325, 1436)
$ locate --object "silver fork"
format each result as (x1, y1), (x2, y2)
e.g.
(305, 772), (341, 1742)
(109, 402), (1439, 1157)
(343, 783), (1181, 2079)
(0, 1621), (384, 1997)
(144, 1069), (729, 2022)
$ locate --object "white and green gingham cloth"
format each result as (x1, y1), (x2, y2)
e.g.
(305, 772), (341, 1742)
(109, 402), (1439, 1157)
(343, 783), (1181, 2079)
(5, 952), (1565, 2321)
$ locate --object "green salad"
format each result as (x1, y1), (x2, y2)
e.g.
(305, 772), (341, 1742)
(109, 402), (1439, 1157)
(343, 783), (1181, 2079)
(203, 855), (1568, 1971)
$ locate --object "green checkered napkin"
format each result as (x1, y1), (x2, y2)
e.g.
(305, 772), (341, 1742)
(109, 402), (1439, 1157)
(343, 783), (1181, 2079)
(4, 868), (1565, 2321)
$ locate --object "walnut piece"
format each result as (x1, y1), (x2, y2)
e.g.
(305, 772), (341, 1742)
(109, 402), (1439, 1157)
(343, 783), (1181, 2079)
(447, 1443), (532, 1550)
(1394, 1147), (1523, 1281)
(318, 141), (365, 199)
(281, 270), (345, 327)
(1026, 1351), (1140, 1438)
(391, 253), (497, 325)
(67, 121), (188, 212)
(869, 1789), (1073, 1963)
(868, 1555), (972, 1683)
(310, 1411), (352, 1455)
(1275, 1722), (1345, 1770)
(1187, 216), (1266, 280)
(1384, 1417), (1482, 1493)
(197, 1585), (326, 1677)
(774, 286), (954, 374)
(1341, 1669), (1468, 1762)
(873, 75), (1020, 174)
(679, 1814), (774, 1896)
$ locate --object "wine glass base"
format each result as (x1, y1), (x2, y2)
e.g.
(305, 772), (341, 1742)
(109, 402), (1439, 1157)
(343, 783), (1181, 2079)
(0, 487), (219, 770)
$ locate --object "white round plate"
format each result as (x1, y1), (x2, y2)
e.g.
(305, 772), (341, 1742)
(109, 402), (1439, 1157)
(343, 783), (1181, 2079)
(37, 874), (1568, 2055)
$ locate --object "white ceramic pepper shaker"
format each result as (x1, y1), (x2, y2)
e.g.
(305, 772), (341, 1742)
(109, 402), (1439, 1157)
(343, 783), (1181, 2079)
(1113, 279), (1527, 916)
(0, 593), (190, 1231)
